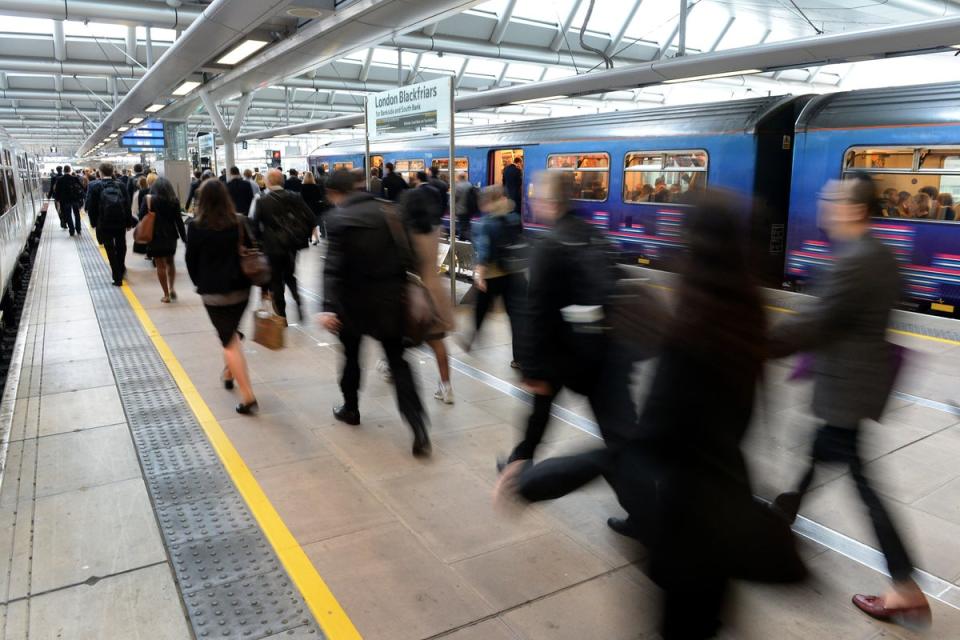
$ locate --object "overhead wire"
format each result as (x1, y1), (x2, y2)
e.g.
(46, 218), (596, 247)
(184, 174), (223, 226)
(579, 0), (614, 69)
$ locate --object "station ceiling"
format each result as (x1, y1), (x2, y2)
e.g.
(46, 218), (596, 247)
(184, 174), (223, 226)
(0, 0), (958, 156)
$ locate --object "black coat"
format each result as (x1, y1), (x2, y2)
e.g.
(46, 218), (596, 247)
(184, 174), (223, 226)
(502, 163), (523, 209)
(226, 177), (255, 215)
(143, 196), (186, 257)
(284, 176), (303, 193)
(53, 173), (82, 203)
(381, 172), (408, 201)
(300, 182), (328, 219)
(254, 188), (314, 255)
(185, 218), (252, 295)
(322, 192), (405, 340)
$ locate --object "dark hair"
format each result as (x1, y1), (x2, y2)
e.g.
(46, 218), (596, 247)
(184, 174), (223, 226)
(385, 162), (395, 172)
(288, 168), (298, 176)
(514, 157), (522, 165)
(230, 166), (240, 176)
(194, 179), (237, 230)
(99, 162), (114, 177)
(429, 165), (440, 178)
(847, 172), (881, 219)
(327, 168), (356, 194)
(63, 165), (72, 174)
(55, 166), (62, 172)
(919, 185), (939, 200)
(201, 170), (214, 181)
(149, 177), (179, 207)
(416, 171), (429, 184)
(133, 164), (143, 173)
(400, 187), (439, 235)
(193, 170), (202, 179)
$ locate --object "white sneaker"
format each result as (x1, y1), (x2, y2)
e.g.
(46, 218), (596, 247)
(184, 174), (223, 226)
(434, 381), (454, 404)
(376, 359), (393, 382)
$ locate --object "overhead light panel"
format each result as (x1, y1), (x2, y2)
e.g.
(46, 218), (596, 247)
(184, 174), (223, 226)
(118, 126), (129, 132)
(217, 40), (269, 66)
(145, 104), (165, 113)
(173, 80), (201, 96)
(129, 117), (144, 124)
(310, 129), (330, 134)
(662, 69), (763, 84)
(510, 95), (568, 105)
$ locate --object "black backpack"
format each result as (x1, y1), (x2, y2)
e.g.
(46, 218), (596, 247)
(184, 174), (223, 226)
(98, 179), (129, 230)
(465, 186), (479, 218)
(70, 177), (86, 203)
(265, 191), (313, 250)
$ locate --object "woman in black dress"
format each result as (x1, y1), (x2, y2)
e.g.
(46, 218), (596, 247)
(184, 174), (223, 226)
(144, 178), (186, 303)
(300, 171), (328, 244)
(185, 179), (258, 414)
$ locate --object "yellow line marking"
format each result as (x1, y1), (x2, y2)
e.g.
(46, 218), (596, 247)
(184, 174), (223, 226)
(92, 233), (361, 640)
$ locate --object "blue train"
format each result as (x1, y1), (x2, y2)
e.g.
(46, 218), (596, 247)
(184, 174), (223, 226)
(309, 81), (960, 314)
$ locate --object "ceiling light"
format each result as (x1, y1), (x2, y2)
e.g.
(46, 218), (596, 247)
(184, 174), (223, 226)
(118, 126), (129, 132)
(662, 69), (763, 84)
(173, 80), (201, 96)
(129, 117), (144, 124)
(510, 95), (568, 105)
(310, 129), (330, 134)
(217, 39), (269, 66)
(145, 104), (165, 113)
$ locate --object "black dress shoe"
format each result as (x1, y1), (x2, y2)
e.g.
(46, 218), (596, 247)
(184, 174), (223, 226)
(235, 400), (258, 415)
(772, 491), (802, 524)
(333, 405), (360, 425)
(111, 280), (122, 287)
(412, 422), (432, 458)
(607, 517), (641, 540)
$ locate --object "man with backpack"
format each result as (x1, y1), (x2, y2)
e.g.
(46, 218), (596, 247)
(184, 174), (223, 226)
(252, 169), (314, 322)
(86, 162), (134, 286)
(53, 165), (86, 237)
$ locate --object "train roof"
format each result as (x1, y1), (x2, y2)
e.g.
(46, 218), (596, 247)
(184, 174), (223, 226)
(797, 81), (960, 132)
(309, 95), (800, 157)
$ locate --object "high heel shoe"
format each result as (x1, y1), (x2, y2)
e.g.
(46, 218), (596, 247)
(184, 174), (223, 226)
(235, 400), (258, 415)
(221, 368), (234, 390)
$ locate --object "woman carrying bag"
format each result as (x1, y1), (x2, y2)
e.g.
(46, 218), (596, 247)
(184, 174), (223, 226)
(185, 179), (260, 415)
(137, 177), (187, 303)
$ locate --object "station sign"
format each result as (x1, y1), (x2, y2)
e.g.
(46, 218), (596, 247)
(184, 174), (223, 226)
(120, 119), (165, 149)
(365, 77), (451, 141)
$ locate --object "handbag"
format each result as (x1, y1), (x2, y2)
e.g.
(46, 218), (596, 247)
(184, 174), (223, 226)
(253, 302), (286, 350)
(134, 195), (156, 244)
(237, 217), (271, 286)
(383, 204), (442, 346)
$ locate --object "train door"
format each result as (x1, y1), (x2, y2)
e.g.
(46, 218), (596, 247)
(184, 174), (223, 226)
(487, 148), (524, 186)
(370, 155), (384, 175)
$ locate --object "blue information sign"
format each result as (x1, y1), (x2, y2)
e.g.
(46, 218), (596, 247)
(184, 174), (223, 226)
(120, 120), (166, 149)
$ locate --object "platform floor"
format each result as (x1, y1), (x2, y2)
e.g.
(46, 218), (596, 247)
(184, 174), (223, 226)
(1, 211), (960, 639)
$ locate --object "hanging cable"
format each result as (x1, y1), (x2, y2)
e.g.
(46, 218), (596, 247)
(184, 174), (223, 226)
(579, 0), (615, 69)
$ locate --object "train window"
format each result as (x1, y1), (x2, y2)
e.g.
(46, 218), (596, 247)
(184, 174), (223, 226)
(843, 145), (960, 221)
(546, 153), (610, 201)
(394, 159), (425, 184)
(0, 171), (7, 214)
(4, 170), (16, 208)
(624, 150), (708, 204)
(431, 157), (468, 174)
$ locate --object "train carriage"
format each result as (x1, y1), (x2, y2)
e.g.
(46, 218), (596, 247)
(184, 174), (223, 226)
(0, 127), (43, 308)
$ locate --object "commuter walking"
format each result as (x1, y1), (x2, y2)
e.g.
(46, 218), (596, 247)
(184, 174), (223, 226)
(369, 168), (383, 197)
(253, 169), (313, 322)
(453, 173), (478, 241)
(185, 179), (258, 415)
(771, 176), (931, 629)
(461, 186), (526, 369)
(320, 169), (431, 457)
(502, 156), (523, 214)
(144, 177), (187, 303)
(497, 193), (806, 639)
(300, 171), (328, 244)
(226, 166), (255, 215)
(49, 166), (64, 227)
(284, 168), (303, 193)
(381, 163), (408, 201)
(86, 162), (134, 286)
(128, 163), (146, 200)
(184, 170), (202, 212)
(53, 165), (84, 237)
(400, 187), (455, 404)
(428, 165), (450, 214)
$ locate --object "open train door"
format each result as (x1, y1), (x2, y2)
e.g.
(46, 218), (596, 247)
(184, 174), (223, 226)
(488, 148), (524, 186)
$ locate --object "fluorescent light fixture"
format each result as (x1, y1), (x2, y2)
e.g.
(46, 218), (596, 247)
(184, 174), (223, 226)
(310, 129), (330, 134)
(172, 80), (201, 96)
(145, 104), (165, 113)
(128, 117), (144, 124)
(217, 39), (269, 66)
(117, 126), (129, 132)
(662, 69), (763, 84)
(511, 95), (568, 105)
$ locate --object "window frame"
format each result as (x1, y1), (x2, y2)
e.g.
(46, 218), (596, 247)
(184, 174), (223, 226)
(546, 152), (611, 203)
(623, 149), (709, 205)
(430, 157), (469, 174)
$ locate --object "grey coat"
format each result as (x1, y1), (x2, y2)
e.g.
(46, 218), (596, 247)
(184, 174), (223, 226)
(770, 233), (901, 427)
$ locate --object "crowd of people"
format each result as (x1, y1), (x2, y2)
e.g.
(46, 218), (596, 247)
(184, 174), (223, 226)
(57, 156), (935, 637)
(881, 185), (956, 220)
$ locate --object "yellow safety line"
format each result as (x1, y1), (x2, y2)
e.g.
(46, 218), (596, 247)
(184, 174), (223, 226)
(92, 240), (362, 640)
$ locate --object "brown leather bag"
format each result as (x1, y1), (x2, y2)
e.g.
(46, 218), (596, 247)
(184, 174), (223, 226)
(383, 204), (441, 347)
(133, 195), (156, 244)
(237, 217), (271, 286)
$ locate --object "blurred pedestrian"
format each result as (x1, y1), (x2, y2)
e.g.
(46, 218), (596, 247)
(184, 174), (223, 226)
(771, 176), (930, 629)
(320, 169), (431, 457)
(369, 168), (383, 197)
(453, 173), (478, 241)
(86, 162), (133, 286)
(144, 177), (187, 303)
(502, 156), (523, 214)
(185, 179), (258, 415)
(382, 162), (408, 201)
(301, 171), (328, 245)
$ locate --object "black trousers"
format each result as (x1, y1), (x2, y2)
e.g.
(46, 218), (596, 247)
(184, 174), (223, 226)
(793, 423), (914, 582)
(100, 229), (127, 284)
(60, 200), (81, 234)
(473, 272), (526, 362)
(266, 251), (301, 319)
(338, 327), (426, 434)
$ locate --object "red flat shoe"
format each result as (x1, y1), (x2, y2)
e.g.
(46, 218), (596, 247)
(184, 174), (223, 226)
(852, 594), (932, 630)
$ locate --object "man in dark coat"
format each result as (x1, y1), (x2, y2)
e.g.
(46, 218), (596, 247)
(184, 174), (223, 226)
(319, 169), (431, 457)
(284, 168), (303, 193)
(502, 156), (523, 214)
(380, 162), (408, 202)
(226, 166), (255, 215)
(53, 165), (84, 236)
(86, 162), (133, 286)
(48, 166), (64, 228)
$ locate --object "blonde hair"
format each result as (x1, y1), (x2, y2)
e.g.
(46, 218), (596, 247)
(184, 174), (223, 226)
(146, 173), (159, 188)
(303, 171), (316, 185)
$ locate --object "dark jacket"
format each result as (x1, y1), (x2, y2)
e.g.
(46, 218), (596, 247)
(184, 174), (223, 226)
(502, 163), (523, 210)
(300, 182), (328, 219)
(284, 176), (303, 193)
(53, 173), (82, 203)
(369, 175), (383, 197)
(253, 187), (314, 255)
(128, 173), (145, 200)
(185, 178), (200, 210)
(323, 192), (406, 340)
(226, 176), (255, 215)
(185, 218), (251, 295)
(428, 177), (449, 211)
(769, 233), (901, 427)
(381, 171), (408, 201)
(144, 195), (187, 256)
(85, 177), (132, 231)
(47, 172), (60, 198)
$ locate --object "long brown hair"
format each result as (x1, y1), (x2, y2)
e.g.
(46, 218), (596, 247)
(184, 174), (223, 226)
(194, 179), (237, 230)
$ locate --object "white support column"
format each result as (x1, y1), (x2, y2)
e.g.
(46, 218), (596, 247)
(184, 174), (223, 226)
(359, 48), (375, 82)
(454, 58), (469, 89)
(678, 0), (689, 57)
(108, 76), (118, 107)
(199, 89), (235, 170)
(490, 0), (517, 46)
(126, 26), (137, 62)
(53, 20), (66, 61)
(145, 27), (155, 68)
(405, 52), (424, 85)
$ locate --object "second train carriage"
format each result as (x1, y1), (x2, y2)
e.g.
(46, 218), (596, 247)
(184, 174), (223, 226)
(0, 127), (43, 309)
(308, 95), (806, 286)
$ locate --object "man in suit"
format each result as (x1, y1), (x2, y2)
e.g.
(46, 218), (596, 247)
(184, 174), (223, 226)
(284, 168), (303, 193)
(380, 162), (408, 201)
(502, 156), (523, 214)
(53, 165), (84, 236)
(771, 176), (930, 628)
(319, 169), (431, 457)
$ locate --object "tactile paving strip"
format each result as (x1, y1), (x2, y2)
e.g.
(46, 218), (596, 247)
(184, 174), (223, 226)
(75, 234), (325, 640)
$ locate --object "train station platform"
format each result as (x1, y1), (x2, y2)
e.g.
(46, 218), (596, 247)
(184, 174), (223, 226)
(2, 210), (960, 639)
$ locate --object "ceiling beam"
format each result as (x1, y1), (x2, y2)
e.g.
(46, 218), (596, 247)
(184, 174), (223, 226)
(0, 0), (204, 29)
(549, 0), (585, 51)
(605, 0), (643, 56)
(490, 0), (517, 46)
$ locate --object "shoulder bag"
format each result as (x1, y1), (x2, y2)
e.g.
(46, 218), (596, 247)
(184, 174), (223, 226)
(134, 195), (156, 244)
(237, 216), (271, 286)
